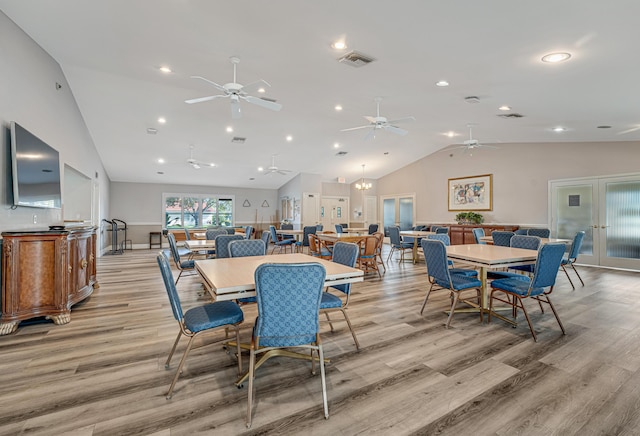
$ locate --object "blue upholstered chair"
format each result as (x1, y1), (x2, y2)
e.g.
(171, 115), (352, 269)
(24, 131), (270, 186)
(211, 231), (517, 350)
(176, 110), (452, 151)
(214, 234), (244, 259)
(269, 225), (295, 254)
(420, 239), (483, 327)
(514, 229), (529, 235)
(295, 225), (317, 253)
(244, 225), (254, 239)
(560, 231), (586, 290)
(489, 243), (567, 341)
(387, 226), (413, 263)
(157, 253), (243, 399)
(166, 233), (196, 284)
(368, 224), (379, 234)
(205, 228), (227, 257)
(472, 228), (486, 244)
(335, 224), (344, 234)
(244, 262), (328, 428)
(435, 226), (449, 234)
(316, 224), (323, 232)
(183, 228), (191, 240)
(492, 231), (515, 247)
(309, 234), (332, 260)
(260, 229), (271, 247)
(229, 239), (266, 258)
(426, 234), (478, 277)
(528, 228), (551, 238)
(319, 242), (362, 350)
(488, 235), (541, 280)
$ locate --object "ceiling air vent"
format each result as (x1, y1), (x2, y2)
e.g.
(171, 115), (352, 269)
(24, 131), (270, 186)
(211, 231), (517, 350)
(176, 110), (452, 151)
(335, 151), (348, 156)
(464, 96), (480, 104)
(231, 137), (246, 143)
(337, 51), (376, 68)
(498, 113), (525, 118)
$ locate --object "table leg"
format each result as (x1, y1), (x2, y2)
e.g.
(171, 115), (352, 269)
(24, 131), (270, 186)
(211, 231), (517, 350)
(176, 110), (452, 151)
(413, 239), (419, 264)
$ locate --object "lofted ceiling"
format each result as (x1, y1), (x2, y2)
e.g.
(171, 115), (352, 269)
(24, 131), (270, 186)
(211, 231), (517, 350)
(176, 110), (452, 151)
(2, 0), (640, 190)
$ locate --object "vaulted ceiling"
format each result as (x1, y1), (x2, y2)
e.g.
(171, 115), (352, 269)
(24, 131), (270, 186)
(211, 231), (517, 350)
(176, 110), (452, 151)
(2, 0), (639, 189)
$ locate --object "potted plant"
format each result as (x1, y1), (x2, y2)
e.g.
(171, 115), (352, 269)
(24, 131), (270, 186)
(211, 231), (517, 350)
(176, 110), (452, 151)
(455, 211), (484, 225)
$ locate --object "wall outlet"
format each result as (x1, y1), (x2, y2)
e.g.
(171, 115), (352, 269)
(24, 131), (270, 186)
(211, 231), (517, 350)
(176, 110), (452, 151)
(33, 214), (37, 224)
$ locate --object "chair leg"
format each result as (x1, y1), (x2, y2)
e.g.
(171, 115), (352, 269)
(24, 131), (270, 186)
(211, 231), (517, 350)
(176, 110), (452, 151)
(339, 308), (360, 350)
(571, 263), (585, 286)
(175, 269), (184, 285)
(246, 344), (256, 428)
(561, 264), (576, 290)
(386, 247), (395, 263)
(542, 295), (566, 335)
(516, 296), (537, 342)
(445, 291), (460, 329)
(234, 326), (243, 375)
(165, 330), (183, 369)
(420, 284), (435, 315)
(324, 311), (335, 332)
(166, 335), (197, 399)
(318, 343), (329, 419)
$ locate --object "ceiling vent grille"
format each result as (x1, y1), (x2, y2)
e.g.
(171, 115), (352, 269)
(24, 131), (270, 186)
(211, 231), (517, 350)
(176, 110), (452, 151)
(498, 113), (525, 118)
(335, 151), (348, 156)
(231, 137), (246, 143)
(464, 96), (480, 104)
(337, 51), (376, 68)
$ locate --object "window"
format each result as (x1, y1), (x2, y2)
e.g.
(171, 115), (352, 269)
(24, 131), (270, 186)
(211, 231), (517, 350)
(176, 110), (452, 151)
(163, 193), (234, 228)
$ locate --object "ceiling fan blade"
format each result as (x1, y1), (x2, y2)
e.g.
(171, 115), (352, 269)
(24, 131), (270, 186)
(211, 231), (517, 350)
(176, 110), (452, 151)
(231, 99), (242, 119)
(364, 129), (376, 141)
(617, 126), (640, 135)
(190, 76), (227, 92)
(386, 116), (416, 124)
(383, 125), (408, 135)
(243, 95), (282, 111)
(480, 144), (500, 149)
(363, 116), (378, 124)
(241, 79), (270, 94)
(341, 125), (371, 132)
(277, 170), (289, 175)
(185, 95), (225, 104)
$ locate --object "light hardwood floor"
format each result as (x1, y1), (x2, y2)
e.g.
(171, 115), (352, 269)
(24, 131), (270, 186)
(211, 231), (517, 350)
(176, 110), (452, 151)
(1, 246), (640, 435)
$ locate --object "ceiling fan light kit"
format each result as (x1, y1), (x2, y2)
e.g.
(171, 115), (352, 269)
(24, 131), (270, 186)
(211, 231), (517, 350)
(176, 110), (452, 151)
(341, 97), (415, 139)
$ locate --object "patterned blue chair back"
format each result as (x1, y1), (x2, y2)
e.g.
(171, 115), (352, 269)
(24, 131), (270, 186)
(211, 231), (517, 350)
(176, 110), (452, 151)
(215, 234), (244, 258)
(567, 231), (586, 261)
(435, 226), (449, 234)
(166, 233), (182, 265)
(427, 234), (451, 246)
(335, 224), (344, 234)
(492, 231), (515, 247)
(510, 235), (541, 251)
(254, 263), (326, 347)
(206, 228), (227, 240)
(300, 226), (316, 247)
(429, 225), (439, 232)
(388, 226), (402, 247)
(530, 243), (566, 289)
(472, 228), (485, 244)
(261, 230), (271, 246)
(331, 242), (359, 296)
(224, 227), (236, 235)
(528, 228), (551, 238)
(269, 225), (279, 242)
(514, 229), (528, 235)
(229, 239), (266, 257)
(368, 224), (379, 234)
(421, 239), (452, 286)
(244, 226), (254, 239)
(157, 253), (184, 322)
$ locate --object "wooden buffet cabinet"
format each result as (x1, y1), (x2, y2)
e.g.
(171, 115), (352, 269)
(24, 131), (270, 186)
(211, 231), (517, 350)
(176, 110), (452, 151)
(0, 227), (97, 335)
(445, 224), (519, 245)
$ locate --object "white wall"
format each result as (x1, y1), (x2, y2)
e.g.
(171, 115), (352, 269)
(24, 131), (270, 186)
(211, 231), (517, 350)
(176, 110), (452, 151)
(0, 11), (108, 232)
(378, 141), (640, 226)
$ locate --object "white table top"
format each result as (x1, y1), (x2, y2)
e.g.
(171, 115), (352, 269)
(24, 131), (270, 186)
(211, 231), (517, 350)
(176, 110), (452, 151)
(275, 229), (305, 235)
(185, 239), (216, 250)
(446, 244), (538, 269)
(317, 233), (370, 243)
(195, 253), (364, 301)
(343, 227), (368, 233)
(479, 236), (571, 245)
(400, 230), (436, 237)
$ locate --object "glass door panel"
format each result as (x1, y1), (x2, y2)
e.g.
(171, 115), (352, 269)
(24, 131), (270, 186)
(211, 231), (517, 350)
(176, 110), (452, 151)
(599, 177), (640, 269)
(398, 197), (414, 230)
(383, 198), (396, 234)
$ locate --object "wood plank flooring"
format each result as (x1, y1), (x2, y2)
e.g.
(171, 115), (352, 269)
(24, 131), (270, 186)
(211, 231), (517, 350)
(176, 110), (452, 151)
(1, 246), (640, 435)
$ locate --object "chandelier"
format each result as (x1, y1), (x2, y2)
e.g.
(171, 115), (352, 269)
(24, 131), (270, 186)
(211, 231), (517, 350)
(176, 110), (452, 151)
(355, 164), (372, 190)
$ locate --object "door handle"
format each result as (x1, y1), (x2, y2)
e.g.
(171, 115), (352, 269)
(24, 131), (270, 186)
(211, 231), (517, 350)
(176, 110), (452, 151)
(601, 225), (609, 229)
(592, 225), (598, 229)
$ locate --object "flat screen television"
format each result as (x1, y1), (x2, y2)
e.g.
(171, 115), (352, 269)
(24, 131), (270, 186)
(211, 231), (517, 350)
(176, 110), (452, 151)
(10, 121), (62, 209)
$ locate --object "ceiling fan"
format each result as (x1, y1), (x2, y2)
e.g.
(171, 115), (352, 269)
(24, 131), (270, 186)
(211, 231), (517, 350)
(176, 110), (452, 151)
(186, 145), (215, 170)
(447, 124), (499, 153)
(261, 155), (292, 176)
(617, 125), (640, 135)
(341, 97), (415, 139)
(185, 56), (282, 119)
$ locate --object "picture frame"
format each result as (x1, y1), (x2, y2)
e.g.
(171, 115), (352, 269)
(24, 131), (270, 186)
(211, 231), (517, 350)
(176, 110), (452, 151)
(448, 174), (493, 211)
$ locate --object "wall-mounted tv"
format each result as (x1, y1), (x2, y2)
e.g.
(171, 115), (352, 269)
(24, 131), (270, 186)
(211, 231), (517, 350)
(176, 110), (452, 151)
(10, 121), (62, 209)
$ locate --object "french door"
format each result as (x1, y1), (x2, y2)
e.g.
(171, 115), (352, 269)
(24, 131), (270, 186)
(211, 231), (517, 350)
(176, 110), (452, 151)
(550, 174), (640, 269)
(320, 196), (349, 230)
(381, 194), (415, 232)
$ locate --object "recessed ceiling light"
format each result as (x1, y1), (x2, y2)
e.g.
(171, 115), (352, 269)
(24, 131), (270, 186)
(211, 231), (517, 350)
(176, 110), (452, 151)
(258, 167), (264, 172)
(158, 117), (166, 124)
(257, 88), (265, 93)
(286, 135), (293, 142)
(331, 40), (347, 50)
(444, 131), (457, 138)
(159, 66), (172, 73)
(435, 80), (449, 87)
(334, 142), (340, 148)
(335, 104), (343, 111)
(541, 52), (571, 63)
(498, 105), (511, 111)
(226, 126), (233, 133)
(552, 126), (566, 132)
(157, 158), (165, 164)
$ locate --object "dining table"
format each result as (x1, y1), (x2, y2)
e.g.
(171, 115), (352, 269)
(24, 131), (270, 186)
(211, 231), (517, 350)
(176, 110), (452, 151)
(479, 236), (571, 245)
(445, 244), (538, 325)
(275, 229), (305, 242)
(400, 230), (436, 263)
(316, 232), (369, 244)
(342, 227), (369, 233)
(195, 252), (364, 302)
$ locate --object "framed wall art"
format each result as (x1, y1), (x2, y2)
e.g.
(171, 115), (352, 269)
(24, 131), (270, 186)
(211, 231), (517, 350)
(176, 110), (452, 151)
(448, 174), (493, 211)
